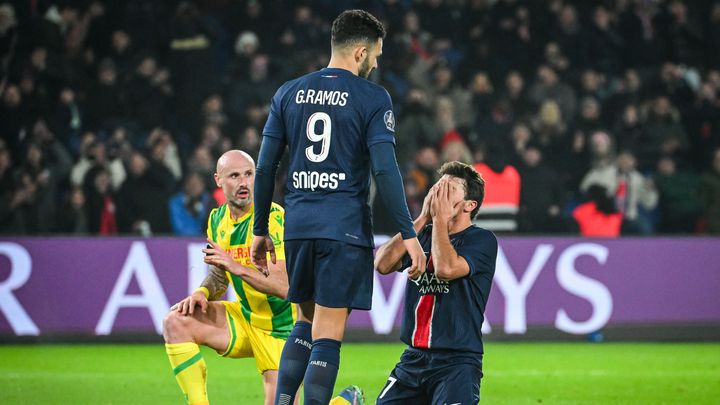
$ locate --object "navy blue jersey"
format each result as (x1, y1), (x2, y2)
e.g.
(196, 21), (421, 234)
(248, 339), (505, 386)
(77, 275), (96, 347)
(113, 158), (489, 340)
(262, 67), (396, 247)
(399, 224), (497, 354)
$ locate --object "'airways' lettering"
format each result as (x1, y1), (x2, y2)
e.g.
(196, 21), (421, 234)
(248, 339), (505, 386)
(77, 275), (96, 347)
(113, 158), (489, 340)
(411, 268), (450, 295)
(295, 90), (348, 106)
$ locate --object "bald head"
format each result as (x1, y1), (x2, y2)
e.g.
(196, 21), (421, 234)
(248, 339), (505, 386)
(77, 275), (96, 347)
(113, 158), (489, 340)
(216, 150), (255, 175)
(214, 150), (256, 211)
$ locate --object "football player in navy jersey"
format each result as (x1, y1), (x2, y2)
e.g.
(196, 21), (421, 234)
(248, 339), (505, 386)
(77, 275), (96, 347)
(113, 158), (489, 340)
(251, 9), (426, 405)
(375, 161), (498, 405)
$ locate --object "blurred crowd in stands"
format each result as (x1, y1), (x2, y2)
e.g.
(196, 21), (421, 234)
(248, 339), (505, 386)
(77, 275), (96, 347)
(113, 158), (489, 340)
(1, 0), (720, 237)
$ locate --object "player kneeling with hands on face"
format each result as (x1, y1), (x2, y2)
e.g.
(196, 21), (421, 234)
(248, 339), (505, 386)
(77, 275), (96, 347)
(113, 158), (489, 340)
(372, 161), (498, 405)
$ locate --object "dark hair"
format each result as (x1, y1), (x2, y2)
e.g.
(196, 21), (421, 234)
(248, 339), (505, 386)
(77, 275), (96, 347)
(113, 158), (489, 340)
(438, 161), (485, 219)
(331, 9), (386, 48)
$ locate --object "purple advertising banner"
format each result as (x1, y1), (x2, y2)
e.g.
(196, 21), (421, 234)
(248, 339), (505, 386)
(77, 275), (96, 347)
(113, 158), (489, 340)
(1, 237), (719, 337)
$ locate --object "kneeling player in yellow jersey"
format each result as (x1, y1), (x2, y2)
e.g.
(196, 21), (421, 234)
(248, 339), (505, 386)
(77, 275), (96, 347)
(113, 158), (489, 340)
(163, 150), (297, 405)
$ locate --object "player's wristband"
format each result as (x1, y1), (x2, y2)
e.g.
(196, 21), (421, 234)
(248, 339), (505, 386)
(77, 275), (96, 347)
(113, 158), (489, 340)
(193, 287), (210, 299)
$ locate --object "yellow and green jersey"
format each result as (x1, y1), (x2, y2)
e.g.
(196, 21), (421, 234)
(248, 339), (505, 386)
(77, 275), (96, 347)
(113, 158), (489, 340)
(206, 202), (295, 339)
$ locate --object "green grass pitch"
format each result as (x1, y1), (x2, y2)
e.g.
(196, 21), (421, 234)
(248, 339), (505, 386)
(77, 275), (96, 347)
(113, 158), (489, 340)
(0, 342), (718, 404)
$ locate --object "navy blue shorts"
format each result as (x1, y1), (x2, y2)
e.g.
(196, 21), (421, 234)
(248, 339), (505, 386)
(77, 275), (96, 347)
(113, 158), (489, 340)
(285, 239), (374, 310)
(376, 348), (483, 405)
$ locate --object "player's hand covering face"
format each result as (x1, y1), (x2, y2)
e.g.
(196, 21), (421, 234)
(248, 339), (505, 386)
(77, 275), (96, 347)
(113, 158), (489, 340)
(431, 176), (467, 223)
(419, 185), (435, 222)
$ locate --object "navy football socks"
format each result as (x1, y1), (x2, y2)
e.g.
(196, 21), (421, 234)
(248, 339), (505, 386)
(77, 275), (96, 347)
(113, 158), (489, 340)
(275, 321), (313, 405)
(303, 338), (341, 405)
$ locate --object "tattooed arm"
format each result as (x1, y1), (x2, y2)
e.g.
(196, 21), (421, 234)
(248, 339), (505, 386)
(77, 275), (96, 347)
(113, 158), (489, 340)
(171, 265), (229, 315)
(199, 265), (229, 301)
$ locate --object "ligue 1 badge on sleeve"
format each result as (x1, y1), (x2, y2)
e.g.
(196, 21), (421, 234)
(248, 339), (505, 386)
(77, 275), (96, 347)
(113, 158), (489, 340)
(384, 110), (395, 132)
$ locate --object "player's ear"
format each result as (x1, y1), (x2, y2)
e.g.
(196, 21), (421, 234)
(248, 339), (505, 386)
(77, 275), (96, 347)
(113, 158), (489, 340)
(464, 200), (477, 215)
(214, 173), (221, 188)
(354, 46), (366, 63)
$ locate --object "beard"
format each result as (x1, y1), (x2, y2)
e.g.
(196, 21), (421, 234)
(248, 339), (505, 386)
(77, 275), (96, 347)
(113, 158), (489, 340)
(358, 57), (373, 79)
(228, 195), (251, 209)
(229, 198), (250, 210)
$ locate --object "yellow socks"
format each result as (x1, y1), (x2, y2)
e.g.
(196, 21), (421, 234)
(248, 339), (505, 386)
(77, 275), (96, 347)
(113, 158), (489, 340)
(166, 342), (209, 405)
